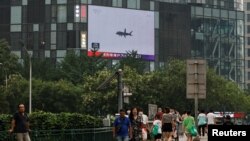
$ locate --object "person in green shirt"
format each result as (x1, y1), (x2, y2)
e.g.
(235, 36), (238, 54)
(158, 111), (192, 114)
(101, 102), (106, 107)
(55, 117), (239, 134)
(183, 111), (195, 141)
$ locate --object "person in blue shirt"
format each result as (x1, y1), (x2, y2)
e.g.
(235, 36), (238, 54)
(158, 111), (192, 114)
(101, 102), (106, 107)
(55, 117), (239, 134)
(197, 110), (207, 137)
(113, 109), (132, 141)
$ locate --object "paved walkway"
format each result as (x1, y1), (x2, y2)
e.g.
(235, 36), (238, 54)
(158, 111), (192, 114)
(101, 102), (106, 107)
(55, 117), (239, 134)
(178, 134), (207, 141)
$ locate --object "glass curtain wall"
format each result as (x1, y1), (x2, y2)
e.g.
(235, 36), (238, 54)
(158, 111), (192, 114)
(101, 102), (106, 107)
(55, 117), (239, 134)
(191, 6), (245, 88)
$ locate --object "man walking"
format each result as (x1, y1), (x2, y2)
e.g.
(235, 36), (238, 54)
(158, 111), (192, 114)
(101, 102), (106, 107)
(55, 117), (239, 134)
(9, 104), (31, 141)
(113, 109), (132, 141)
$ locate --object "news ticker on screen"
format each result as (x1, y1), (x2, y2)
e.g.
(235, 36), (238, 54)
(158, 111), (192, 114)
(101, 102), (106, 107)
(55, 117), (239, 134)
(208, 125), (250, 140)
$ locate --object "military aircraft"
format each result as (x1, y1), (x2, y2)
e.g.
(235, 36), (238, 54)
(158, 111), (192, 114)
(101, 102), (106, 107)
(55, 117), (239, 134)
(116, 29), (133, 37)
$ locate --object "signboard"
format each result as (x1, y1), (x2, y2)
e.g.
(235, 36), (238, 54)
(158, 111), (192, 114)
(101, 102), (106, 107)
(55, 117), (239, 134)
(88, 5), (155, 61)
(186, 59), (206, 99)
(148, 104), (157, 121)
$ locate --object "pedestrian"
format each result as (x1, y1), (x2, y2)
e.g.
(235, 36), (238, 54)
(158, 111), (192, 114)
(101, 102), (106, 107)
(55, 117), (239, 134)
(129, 107), (143, 141)
(223, 115), (234, 125)
(162, 107), (174, 141)
(9, 103), (31, 141)
(138, 108), (149, 141)
(183, 111), (196, 141)
(152, 113), (162, 141)
(206, 109), (216, 125)
(197, 110), (207, 137)
(113, 109), (132, 141)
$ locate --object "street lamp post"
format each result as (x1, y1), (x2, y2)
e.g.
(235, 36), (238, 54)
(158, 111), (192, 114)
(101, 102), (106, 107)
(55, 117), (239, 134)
(0, 63), (7, 89)
(20, 41), (32, 114)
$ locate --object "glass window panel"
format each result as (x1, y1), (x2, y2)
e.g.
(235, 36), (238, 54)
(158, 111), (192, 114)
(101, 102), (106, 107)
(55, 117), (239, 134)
(22, 0), (27, 5)
(247, 2), (250, 10)
(191, 6), (195, 15)
(51, 5), (57, 23)
(237, 11), (244, 20)
(33, 24), (39, 31)
(81, 0), (88, 4)
(195, 7), (203, 16)
(118, 0), (122, 7)
(51, 45), (56, 49)
(248, 37), (250, 45)
(45, 50), (50, 57)
(57, 5), (67, 23)
(46, 0), (51, 4)
(127, 0), (136, 9)
(212, 9), (219, 17)
(10, 32), (22, 50)
(12, 51), (21, 57)
(80, 5), (87, 22)
(74, 5), (80, 22)
(57, 31), (67, 49)
(248, 14), (250, 22)
(88, 0), (92, 4)
(237, 20), (244, 36)
(56, 50), (67, 57)
(248, 72), (250, 80)
(136, 0), (140, 9)
(67, 5), (74, 22)
(11, 6), (22, 24)
(221, 10), (228, 18)
(51, 32), (56, 44)
(112, 0), (117, 6)
(229, 11), (235, 19)
(204, 8), (211, 17)
(10, 25), (22, 32)
(67, 23), (73, 30)
(155, 12), (159, 29)
(248, 25), (250, 34)
(150, 1), (154, 11)
(51, 24), (56, 31)
(57, 0), (67, 4)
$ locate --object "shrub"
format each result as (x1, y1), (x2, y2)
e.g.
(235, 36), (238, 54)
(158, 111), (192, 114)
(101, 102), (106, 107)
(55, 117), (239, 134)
(0, 111), (103, 130)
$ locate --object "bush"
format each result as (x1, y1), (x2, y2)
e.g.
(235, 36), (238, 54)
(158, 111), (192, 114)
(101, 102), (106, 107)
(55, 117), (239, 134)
(0, 111), (103, 130)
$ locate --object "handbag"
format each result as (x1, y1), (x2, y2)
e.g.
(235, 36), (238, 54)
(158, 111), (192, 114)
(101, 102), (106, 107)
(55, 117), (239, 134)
(190, 125), (198, 136)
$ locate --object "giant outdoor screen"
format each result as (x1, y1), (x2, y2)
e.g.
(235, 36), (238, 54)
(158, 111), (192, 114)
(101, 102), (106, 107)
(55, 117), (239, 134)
(88, 5), (155, 61)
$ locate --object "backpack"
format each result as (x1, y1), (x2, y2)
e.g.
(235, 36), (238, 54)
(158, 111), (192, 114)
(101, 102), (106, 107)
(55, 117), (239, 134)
(151, 124), (159, 136)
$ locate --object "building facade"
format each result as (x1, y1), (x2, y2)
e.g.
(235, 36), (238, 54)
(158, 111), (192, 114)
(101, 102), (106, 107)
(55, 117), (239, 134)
(244, 0), (250, 87)
(0, 0), (245, 87)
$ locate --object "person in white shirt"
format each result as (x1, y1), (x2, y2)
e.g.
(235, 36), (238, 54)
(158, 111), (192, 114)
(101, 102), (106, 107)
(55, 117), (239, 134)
(206, 110), (216, 125)
(152, 114), (162, 141)
(139, 109), (149, 141)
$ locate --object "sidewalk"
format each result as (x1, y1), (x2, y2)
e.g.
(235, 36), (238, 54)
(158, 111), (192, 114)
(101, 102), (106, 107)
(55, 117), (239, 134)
(178, 134), (208, 141)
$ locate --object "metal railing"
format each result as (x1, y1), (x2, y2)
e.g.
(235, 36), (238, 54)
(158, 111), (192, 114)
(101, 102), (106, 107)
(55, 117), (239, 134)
(0, 127), (115, 141)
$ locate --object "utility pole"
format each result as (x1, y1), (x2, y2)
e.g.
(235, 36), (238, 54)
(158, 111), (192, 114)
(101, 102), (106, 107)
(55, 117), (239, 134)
(97, 69), (123, 113)
(20, 40), (32, 114)
(117, 69), (123, 112)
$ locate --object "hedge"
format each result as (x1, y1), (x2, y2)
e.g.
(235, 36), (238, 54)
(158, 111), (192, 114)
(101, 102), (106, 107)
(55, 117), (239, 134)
(0, 111), (103, 131)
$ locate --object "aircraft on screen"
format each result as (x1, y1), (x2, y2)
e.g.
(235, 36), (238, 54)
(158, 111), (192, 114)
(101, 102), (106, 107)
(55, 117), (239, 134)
(116, 29), (133, 37)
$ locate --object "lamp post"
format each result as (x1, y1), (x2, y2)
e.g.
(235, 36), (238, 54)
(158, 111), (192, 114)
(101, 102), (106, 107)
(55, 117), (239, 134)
(19, 41), (32, 114)
(0, 63), (7, 89)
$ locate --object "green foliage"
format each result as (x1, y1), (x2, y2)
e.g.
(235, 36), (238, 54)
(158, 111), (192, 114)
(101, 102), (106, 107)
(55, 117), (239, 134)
(59, 51), (108, 84)
(0, 38), (20, 84)
(1, 37), (250, 118)
(0, 114), (12, 130)
(118, 50), (147, 74)
(0, 112), (102, 131)
(29, 111), (102, 130)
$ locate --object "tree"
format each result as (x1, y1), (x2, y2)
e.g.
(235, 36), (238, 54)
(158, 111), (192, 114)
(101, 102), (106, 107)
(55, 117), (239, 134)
(0, 39), (20, 85)
(59, 51), (108, 84)
(118, 50), (147, 74)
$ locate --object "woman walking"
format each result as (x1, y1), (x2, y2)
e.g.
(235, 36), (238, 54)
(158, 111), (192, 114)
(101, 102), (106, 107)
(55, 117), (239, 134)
(129, 107), (143, 141)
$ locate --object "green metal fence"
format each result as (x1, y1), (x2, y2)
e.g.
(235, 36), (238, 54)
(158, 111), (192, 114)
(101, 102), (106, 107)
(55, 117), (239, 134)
(0, 127), (115, 141)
